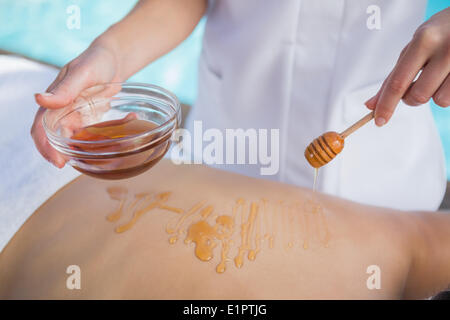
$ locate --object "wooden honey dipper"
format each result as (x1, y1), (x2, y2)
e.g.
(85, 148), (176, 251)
(304, 111), (374, 168)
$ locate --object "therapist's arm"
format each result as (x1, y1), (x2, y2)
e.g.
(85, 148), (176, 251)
(365, 7), (450, 126)
(97, 0), (207, 80)
(31, 0), (207, 167)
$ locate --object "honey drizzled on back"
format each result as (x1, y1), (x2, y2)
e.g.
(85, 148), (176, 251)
(104, 188), (332, 274)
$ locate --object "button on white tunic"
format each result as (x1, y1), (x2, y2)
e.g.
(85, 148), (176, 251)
(188, 0), (446, 210)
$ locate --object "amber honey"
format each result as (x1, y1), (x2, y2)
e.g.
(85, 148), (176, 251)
(70, 114), (171, 180)
(105, 187), (331, 274)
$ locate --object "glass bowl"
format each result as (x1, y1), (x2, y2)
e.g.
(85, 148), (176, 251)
(43, 82), (181, 180)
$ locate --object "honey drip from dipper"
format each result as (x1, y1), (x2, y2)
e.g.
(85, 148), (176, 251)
(105, 188), (331, 273)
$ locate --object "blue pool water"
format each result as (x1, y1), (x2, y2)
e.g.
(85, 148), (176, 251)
(0, 0), (448, 178)
(425, 1), (450, 179)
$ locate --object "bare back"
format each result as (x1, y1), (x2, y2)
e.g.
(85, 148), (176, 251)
(0, 160), (447, 299)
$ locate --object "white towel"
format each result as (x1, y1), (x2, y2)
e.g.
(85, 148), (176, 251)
(0, 55), (80, 252)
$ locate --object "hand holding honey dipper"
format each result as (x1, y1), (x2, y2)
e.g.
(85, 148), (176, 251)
(306, 8), (450, 168)
(365, 8), (450, 125)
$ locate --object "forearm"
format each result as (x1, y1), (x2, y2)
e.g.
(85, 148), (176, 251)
(94, 0), (207, 80)
(404, 210), (450, 299)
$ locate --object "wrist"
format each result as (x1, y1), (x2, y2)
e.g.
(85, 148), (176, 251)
(91, 26), (126, 81)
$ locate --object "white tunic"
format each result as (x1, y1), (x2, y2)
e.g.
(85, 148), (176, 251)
(188, 0), (446, 210)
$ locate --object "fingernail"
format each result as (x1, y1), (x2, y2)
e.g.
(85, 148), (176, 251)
(375, 117), (386, 127)
(365, 102), (374, 110)
(365, 97), (376, 110)
(50, 160), (63, 168)
(56, 160), (65, 168)
(40, 92), (54, 97)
